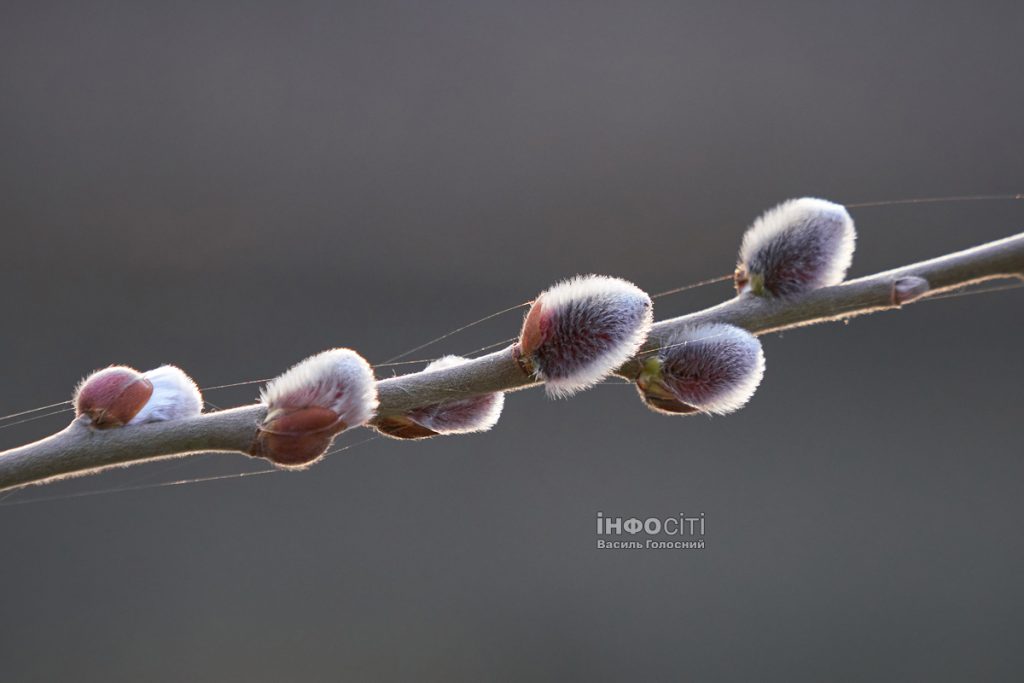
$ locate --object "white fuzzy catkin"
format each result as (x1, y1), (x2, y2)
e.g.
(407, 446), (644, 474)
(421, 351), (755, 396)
(407, 356), (504, 434)
(737, 197), (856, 297)
(260, 348), (378, 428)
(129, 365), (203, 424)
(522, 275), (653, 398)
(647, 323), (765, 415)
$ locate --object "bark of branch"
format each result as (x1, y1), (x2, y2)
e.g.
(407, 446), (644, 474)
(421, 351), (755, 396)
(2, 232), (1022, 492)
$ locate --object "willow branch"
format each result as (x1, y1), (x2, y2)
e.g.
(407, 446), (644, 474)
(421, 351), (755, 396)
(2, 232), (1022, 492)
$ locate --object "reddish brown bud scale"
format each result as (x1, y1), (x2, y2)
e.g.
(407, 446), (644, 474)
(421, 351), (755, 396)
(254, 406), (346, 467)
(372, 415), (441, 440)
(519, 299), (547, 360)
(74, 366), (154, 429)
(639, 393), (701, 415)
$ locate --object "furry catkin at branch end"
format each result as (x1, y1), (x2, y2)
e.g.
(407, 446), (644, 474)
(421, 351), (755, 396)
(254, 348), (378, 468)
(373, 355), (505, 440)
(516, 275), (654, 398)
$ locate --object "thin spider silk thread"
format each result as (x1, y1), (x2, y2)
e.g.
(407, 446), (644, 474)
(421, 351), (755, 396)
(0, 436), (382, 507)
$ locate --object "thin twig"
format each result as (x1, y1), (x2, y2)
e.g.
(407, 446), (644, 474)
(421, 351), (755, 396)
(1, 232), (1021, 492)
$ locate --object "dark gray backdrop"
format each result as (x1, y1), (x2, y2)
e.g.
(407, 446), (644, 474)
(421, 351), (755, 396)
(1, 2), (1022, 681)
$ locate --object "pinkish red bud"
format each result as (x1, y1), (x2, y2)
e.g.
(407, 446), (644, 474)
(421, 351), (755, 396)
(637, 323), (765, 416)
(74, 365), (154, 429)
(373, 356), (504, 440)
(736, 197), (856, 297)
(517, 275), (653, 398)
(254, 348), (378, 468)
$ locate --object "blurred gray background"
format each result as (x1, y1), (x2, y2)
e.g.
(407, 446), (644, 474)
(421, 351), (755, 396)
(1, 1), (1022, 681)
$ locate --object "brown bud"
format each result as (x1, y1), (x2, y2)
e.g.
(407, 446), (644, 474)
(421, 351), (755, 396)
(254, 406), (346, 468)
(372, 415), (441, 440)
(74, 366), (154, 429)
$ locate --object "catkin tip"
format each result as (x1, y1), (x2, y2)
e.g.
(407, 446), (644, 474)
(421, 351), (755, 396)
(129, 365), (203, 425)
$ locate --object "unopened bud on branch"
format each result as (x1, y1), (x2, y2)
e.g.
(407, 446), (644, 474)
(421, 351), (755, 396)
(735, 197), (856, 297)
(892, 276), (930, 305)
(517, 275), (653, 398)
(75, 364), (202, 428)
(74, 366), (154, 429)
(636, 323), (765, 416)
(255, 348), (378, 468)
(374, 355), (504, 440)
